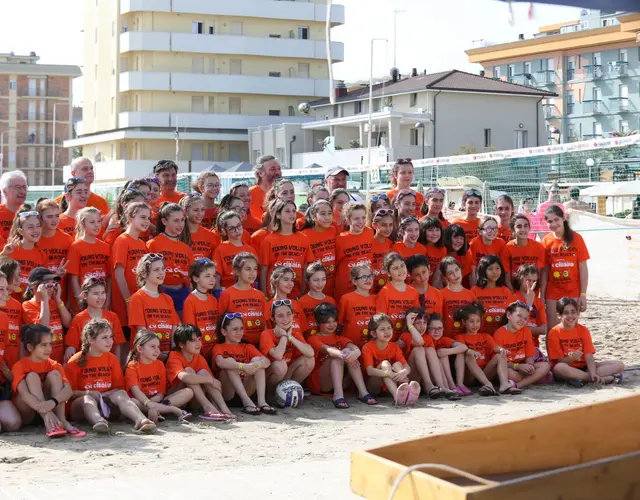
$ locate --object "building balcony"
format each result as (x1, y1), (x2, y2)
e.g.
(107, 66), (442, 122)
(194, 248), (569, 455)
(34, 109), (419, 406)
(17, 90), (69, 98)
(583, 100), (604, 115)
(119, 71), (331, 97)
(543, 105), (561, 119)
(584, 65), (603, 79)
(120, 32), (344, 62)
(291, 146), (430, 170)
(120, 0), (345, 25)
(508, 74), (532, 86)
(118, 111), (313, 130)
(608, 97), (631, 113)
(17, 136), (63, 146)
(17, 112), (58, 121)
(608, 61), (628, 77)
(534, 70), (556, 86)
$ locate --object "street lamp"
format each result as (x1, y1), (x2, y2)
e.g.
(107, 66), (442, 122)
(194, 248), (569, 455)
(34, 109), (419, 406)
(586, 158), (595, 181)
(52, 103), (61, 187)
(414, 122), (425, 159)
(366, 38), (388, 199)
(392, 9), (405, 69)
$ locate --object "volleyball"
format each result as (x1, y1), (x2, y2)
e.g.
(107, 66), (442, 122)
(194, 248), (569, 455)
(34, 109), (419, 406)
(298, 102), (310, 114)
(275, 380), (304, 408)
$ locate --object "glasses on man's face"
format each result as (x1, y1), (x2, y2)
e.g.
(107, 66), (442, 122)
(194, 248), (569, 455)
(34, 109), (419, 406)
(371, 193), (388, 202)
(356, 274), (374, 281)
(9, 184), (28, 192)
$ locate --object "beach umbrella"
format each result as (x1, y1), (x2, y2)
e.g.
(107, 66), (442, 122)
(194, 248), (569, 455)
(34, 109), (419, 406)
(227, 161), (253, 172)
(497, 0), (640, 10)
(204, 163), (226, 172)
(307, 162), (324, 169)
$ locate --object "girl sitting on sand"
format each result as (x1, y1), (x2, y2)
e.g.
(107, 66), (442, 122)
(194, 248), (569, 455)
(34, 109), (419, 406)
(426, 314), (470, 397)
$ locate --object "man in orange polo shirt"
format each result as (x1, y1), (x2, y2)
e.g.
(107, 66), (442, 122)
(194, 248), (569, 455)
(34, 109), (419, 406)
(0, 170), (28, 240)
(154, 159), (185, 205)
(248, 155), (282, 220)
(54, 157), (110, 215)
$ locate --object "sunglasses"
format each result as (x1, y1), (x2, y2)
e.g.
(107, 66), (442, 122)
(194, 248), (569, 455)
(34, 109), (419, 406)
(145, 177), (160, 185)
(85, 277), (107, 286)
(65, 177), (86, 193)
(515, 300), (532, 312)
(272, 299), (292, 308)
(146, 253), (164, 261)
(186, 192), (203, 198)
(396, 158), (413, 165)
(44, 282), (58, 289)
(221, 311), (242, 328)
(465, 188), (482, 197)
(373, 208), (394, 219)
(426, 188), (446, 196)
(371, 193), (388, 202)
(19, 210), (39, 217)
(196, 258), (214, 265)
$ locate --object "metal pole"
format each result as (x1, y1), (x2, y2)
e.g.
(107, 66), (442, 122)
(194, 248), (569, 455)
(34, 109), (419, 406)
(0, 132), (4, 179)
(392, 10), (404, 69)
(51, 103), (57, 187)
(367, 38), (387, 197)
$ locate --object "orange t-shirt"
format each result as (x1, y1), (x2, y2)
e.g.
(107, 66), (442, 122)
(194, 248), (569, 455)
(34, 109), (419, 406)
(371, 237), (393, 293)
(546, 324), (595, 368)
(65, 351), (124, 392)
(417, 286), (444, 317)
(39, 230), (73, 272)
(58, 213), (77, 238)
(451, 251), (474, 279)
(468, 237), (506, 267)
(213, 242), (258, 289)
(55, 191), (111, 216)
(542, 232), (590, 300)
(0, 311), (7, 378)
(249, 184), (266, 221)
(190, 226), (217, 261)
(514, 290), (547, 348)
(441, 287), (476, 337)
(11, 357), (67, 393)
(361, 341), (407, 370)
(101, 226), (124, 249)
(500, 239), (546, 277)
(67, 239), (111, 282)
(452, 218), (480, 241)
(433, 336), (457, 350)
(454, 333), (498, 369)
(397, 331), (435, 358)
(250, 228), (270, 253)
(202, 206), (219, 231)
(337, 292), (377, 348)
(259, 232), (314, 299)
(297, 294), (336, 337)
(218, 286), (267, 346)
(259, 329), (306, 363)
(391, 241), (427, 261)
(212, 343), (263, 366)
(497, 225), (512, 242)
(375, 283), (420, 340)
(212, 229), (253, 249)
(424, 245), (447, 283)
(307, 333), (350, 393)
(125, 359), (167, 397)
(166, 350), (212, 386)
(387, 188), (424, 217)
(301, 226), (337, 298)
(182, 293), (219, 359)
(266, 298), (308, 338)
(244, 215), (262, 236)
(0, 205), (16, 240)
(493, 326), (536, 363)
(128, 290), (180, 351)
(157, 191), (185, 205)
(471, 286), (515, 335)
(22, 299), (64, 363)
(146, 234), (193, 287)
(7, 246), (45, 301)
(1, 299), (22, 368)
(112, 232), (148, 325)
(335, 228), (374, 298)
(65, 309), (126, 351)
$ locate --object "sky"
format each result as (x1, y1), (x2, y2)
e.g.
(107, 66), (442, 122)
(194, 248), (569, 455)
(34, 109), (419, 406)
(0, 0), (582, 106)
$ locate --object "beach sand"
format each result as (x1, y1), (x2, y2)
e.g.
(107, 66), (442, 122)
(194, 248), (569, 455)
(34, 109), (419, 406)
(0, 296), (638, 493)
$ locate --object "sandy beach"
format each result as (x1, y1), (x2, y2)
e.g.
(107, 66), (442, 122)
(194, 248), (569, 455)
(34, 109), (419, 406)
(0, 295), (638, 496)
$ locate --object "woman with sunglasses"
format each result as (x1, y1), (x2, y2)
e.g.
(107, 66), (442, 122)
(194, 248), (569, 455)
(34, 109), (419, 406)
(213, 211), (258, 293)
(213, 312), (276, 415)
(230, 182), (262, 235)
(179, 193), (216, 261)
(366, 193), (392, 227)
(1, 209), (46, 302)
(420, 187), (449, 229)
(453, 188), (483, 241)
(300, 200), (337, 298)
(370, 208), (394, 293)
(59, 177), (90, 237)
(193, 171), (221, 230)
(212, 195), (253, 248)
(387, 159), (424, 217)
(183, 258), (219, 361)
(146, 203), (193, 316)
(259, 299), (315, 396)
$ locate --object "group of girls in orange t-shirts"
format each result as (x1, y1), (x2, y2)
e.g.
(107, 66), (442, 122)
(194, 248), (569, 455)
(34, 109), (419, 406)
(0, 163), (627, 437)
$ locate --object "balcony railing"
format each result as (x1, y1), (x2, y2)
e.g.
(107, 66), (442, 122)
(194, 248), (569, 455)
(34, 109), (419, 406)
(17, 136), (62, 145)
(585, 65), (603, 79)
(608, 97), (630, 113)
(17, 90), (66, 98)
(508, 74), (531, 86)
(583, 134), (604, 139)
(583, 100), (604, 114)
(608, 61), (628, 77)
(17, 112), (57, 121)
(535, 70), (556, 85)
(543, 105), (561, 119)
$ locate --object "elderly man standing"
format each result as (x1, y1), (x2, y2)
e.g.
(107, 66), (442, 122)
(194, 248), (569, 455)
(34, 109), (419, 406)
(154, 159), (185, 205)
(0, 170), (28, 240)
(55, 157), (110, 215)
(325, 167), (361, 201)
(249, 155), (282, 220)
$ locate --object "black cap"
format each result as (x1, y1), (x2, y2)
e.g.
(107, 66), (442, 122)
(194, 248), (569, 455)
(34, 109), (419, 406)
(325, 167), (349, 179)
(28, 267), (61, 284)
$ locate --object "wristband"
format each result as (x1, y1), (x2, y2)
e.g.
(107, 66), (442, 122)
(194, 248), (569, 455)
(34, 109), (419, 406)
(513, 363), (520, 371)
(58, 301), (64, 308)
(580, 292), (587, 297)
(143, 399), (151, 407)
(238, 363), (244, 372)
(50, 397), (59, 407)
(287, 335), (293, 342)
(383, 370), (389, 378)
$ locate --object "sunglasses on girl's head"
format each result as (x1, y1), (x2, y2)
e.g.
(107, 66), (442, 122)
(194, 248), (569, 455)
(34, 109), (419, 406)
(196, 257), (213, 265)
(515, 300), (532, 311)
(145, 177), (160, 184)
(371, 193), (388, 202)
(465, 188), (482, 197)
(85, 277), (106, 286)
(272, 299), (292, 308)
(19, 210), (39, 218)
(64, 177), (86, 192)
(427, 188), (445, 196)
(186, 192), (202, 198)
(396, 158), (413, 164)
(373, 208), (393, 218)
(221, 312), (242, 327)
(146, 253), (164, 261)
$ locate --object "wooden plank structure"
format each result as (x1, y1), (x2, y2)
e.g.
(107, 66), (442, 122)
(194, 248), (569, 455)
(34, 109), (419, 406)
(351, 394), (640, 500)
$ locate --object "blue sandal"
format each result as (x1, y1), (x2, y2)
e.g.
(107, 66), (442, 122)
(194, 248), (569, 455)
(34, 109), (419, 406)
(333, 398), (349, 409)
(358, 393), (378, 405)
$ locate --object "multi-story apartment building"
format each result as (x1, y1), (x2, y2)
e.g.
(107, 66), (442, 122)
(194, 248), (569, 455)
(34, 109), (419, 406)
(65, 0), (345, 180)
(466, 10), (640, 144)
(0, 52), (80, 185)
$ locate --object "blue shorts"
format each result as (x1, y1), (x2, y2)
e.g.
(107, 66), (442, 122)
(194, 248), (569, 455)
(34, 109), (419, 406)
(161, 286), (190, 314)
(0, 380), (11, 401)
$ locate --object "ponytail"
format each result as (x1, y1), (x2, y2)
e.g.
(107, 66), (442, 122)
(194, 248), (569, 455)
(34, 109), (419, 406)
(544, 205), (573, 247)
(126, 328), (159, 365)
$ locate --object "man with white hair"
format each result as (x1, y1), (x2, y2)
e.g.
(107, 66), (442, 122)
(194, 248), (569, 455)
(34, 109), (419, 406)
(0, 170), (28, 239)
(54, 157), (110, 215)
(249, 155), (282, 220)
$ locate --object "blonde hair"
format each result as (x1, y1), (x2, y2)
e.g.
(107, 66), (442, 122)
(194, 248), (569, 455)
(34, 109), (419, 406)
(136, 253), (164, 288)
(269, 265), (294, 297)
(194, 171), (219, 193)
(342, 202), (367, 223)
(9, 204), (39, 242)
(77, 318), (112, 368)
(75, 207), (101, 240)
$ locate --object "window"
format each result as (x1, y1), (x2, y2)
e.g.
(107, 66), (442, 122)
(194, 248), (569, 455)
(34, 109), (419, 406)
(298, 63), (309, 78)
(580, 20), (589, 30)
(593, 122), (603, 137)
(231, 22), (243, 35)
(620, 84), (629, 99)
(620, 120), (629, 133)
(494, 66), (501, 78)
(229, 59), (242, 75)
(208, 58), (215, 74)
(566, 90), (574, 114)
(602, 19), (608, 27)
(508, 64), (515, 79)
(410, 93), (417, 107)
(121, 20), (128, 33)
(410, 128), (419, 146)
(192, 57), (204, 73)
(192, 143), (204, 161)
(208, 23), (215, 35)
(619, 48), (628, 63)
(593, 52), (602, 66)
(229, 143), (242, 161)
(567, 56), (575, 80)
(229, 97), (241, 114)
(28, 102), (36, 120)
(372, 99), (381, 112)
(111, 97), (115, 114)
(515, 130), (528, 149)
(568, 123), (576, 141)
(120, 57), (128, 72)
(269, 110), (281, 116)
(524, 62), (532, 75)
(208, 97), (215, 113)
(354, 101), (362, 114)
(208, 144), (215, 161)
(268, 72), (281, 77)
(192, 21), (204, 34)
(9, 79), (16, 90)
(484, 128), (492, 148)
(288, 106), (295, 116)
(191, 96), (204, 113)
(298, 26), (309, 39)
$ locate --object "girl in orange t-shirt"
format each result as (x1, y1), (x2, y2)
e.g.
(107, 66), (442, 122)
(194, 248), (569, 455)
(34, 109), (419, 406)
(439, 256), (475, 339)
(249, 197), (275, 253)
(493, 301), (551, 391)
(500, 214), (546, 291)
(452, 302), (513, 395)
(230, 182), (263, 235)
(213, 195), (254, 249)
(420, 187), (450, 230)
(337, 264), (377, 348)
(361, 313), (419, 406)
(181, 194), (216, 261)
(11, 324), (85, 437)
(193, 171), (220, 230)
(101, 189), (145, 248)
(112, 202), (150, 328)
(22, 268), (72, 364)
(129, 253), (181, 357)
(213, 313), (275, 415)
(66, 318), (156, 434)
(387, 159), (424, 217)
(495, 195), (515, 242)
(392, 190), (418, 228)
(35, 199), (73, 277)
(330, 189), (350, 230)
(299, 184), (331, 230)
(183, 259), (219, 360)
(307, 303), (376, 407)
(371, 208), (393, 293)
(263, 179), (305, 224)
(147, 203), (194, 315)
(65, 277), (127, 364)
(366, 193), (392, 228)
(2, 210), (46, 301)
(335, 202), (374, 298)
(213, 211), (258, 291)
(513, 264), (547, 349)
(67, 207), (112, 312)
(443, 223), (473, 286)
(218, 253), (266, 346)
(425, 313), (469, 396)
(452, 188), (482, 241)
(471, 255), (515, 335)
(419, 216), (446, 288)
(405, 255), (444, 317)
(468, 217), (506, 286)
(259, 199), (313, 299)
(266, 266), (308, 338)
(298, 262), (336, 337)
(125, 329), (194, 422)
(260, 300), (315, 394)
(0, 258), (24, 369)
(300, 200), (337, 298)
(59, 177), (90, 238)
(376, 253), (420, 341)
(541, 205), (590, 330)
(391, 216), (426, 263)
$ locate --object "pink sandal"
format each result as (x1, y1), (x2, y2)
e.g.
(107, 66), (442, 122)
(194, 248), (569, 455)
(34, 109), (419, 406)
(455, 385), (473, 397)
(67, 428), (87, 439)
(200, 412), (232, 422)
(394, 383), (410, 406)
(405, 381), (421, 406)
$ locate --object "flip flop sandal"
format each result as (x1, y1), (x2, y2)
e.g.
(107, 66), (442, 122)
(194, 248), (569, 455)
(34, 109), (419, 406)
(478, 385), (496, 397)
(358, 393), (378, 405)
(332, 398), (350, 409)
(500, 386), (522, 395)
(444, 391), (462, 401)
(613, 373), (623, 384)
(46, 426), (67, 438)
(178, 411), (193, 423)
(199, 412), (231, 422)
(394, 383), (410, 406)
(67, 428), (87, 439)
(92, 420), (110, 434)
(259, 405), (278, 415)
(566, 378), (584, 388)
(241, 406), (261, 416)
(427, 387), (443, 399)
(456, 385), (473, 396)
(405, 381), (421, 406)
(135, 420), (157, 434)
